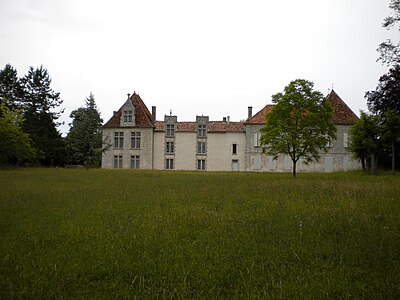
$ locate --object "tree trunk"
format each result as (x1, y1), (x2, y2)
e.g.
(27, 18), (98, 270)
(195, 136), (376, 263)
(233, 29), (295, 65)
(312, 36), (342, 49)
(371, 153), (376, 175)
(392, 141), (396, 174)
(292, 159), (297, 177)
(361, 157), (366, 172)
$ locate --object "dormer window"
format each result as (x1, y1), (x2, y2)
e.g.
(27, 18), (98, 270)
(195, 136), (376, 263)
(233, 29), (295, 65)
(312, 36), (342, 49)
(123, 110), (133, 124)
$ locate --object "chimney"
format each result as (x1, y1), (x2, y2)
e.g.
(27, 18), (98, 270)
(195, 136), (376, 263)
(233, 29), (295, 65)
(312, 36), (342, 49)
(127, 93), (131, 99)
(151, 106), (156, 122)
(113, 111), (117, 116)
(227, 116), (230, 124)
(223, 117), (227, 122)
(248, 106), (253, 119)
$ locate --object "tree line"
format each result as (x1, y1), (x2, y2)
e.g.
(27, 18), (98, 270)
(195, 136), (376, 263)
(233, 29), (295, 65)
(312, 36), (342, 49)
(0, 64), (102, 167)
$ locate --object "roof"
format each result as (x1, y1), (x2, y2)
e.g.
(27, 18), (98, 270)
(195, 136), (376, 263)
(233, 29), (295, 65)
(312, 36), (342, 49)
(326, 90), (359, 125)
(245, 104), (274, 124)
(155, 121), (244, 133)
(103, 93), (154, 128)
(245, 90), (358, 125)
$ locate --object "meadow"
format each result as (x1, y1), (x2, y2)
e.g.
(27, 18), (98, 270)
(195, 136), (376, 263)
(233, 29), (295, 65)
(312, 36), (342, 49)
(0, 168), (399, 299)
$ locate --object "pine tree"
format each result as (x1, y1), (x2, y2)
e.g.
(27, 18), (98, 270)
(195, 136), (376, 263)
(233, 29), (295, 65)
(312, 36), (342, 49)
(0, 64), (24, 115)
(20, 66), (65, 166)
(66, 93), (103, 166)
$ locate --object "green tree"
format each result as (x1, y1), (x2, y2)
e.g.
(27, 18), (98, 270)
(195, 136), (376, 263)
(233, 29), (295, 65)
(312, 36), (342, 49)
(348, 111), (381, 174)
(260, 79), (336, 177)
(20, 66), (65, 166)
(0, 102), (37, 166)
(378, 0), (400, 66)
(66, 93), (103, 166)
(366, 65), (400, 173)
(0, 64), (24, 115)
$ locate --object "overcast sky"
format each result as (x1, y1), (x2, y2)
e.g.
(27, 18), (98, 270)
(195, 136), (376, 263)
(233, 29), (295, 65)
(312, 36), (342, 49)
(0, 0), (396, 134)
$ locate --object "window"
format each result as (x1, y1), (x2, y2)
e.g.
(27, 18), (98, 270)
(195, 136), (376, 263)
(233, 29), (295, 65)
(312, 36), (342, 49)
(166, 141), (174, 154)
(197, 159), (206, 170)
(166, 124), (175, 137)
(166, 159), (174, 170)
(232, 143), (237, 155)
(114, 132), (124, 149)
(130, 155), (140, 169)
(113, 155), (123, 168)
(197, 141), (206, 154)
(123, 110), (133, 124)
(343, 132), (349, 148)
(131, 132), (141, 149)
(253, 132), (261, 147)
(198, 124), (206, 138)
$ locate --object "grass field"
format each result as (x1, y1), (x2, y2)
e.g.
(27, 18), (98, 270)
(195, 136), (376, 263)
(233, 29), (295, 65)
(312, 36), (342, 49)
(0, 168), (399, 299)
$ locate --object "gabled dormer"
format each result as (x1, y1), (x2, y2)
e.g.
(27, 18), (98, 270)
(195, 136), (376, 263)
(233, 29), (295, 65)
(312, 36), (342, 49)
(120, 94), (135, 126)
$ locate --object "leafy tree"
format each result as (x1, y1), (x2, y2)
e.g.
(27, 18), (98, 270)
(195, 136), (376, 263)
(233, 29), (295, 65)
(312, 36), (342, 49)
(66, 93), (103, 166)
(378, 0), (400, 66)
(260, 79), (336, 177)
(0, 64), (24, 114)
(20, 66), (65, 166)
(349, 111), (381, 174)
(0, 101), (37, 166)
(366, 65), (400, 173)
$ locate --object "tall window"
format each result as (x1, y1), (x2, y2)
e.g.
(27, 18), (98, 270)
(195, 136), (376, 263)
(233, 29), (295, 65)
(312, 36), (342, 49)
(131, 132), (141, 149)
(253, 132), (261, 147)
(130, 155), (140, 169)
(197, 141), (206, 154)
(113, 155), (123, 168)
(343, 133), (349, 148)
(166, 141), (174, 154)
(123, 110), (133, 124)
(166, 159), (174, 170)
(197, 159), (206, 170)
(198, 124), (206, 138)
(114, 132), (124, 149)
(232, 143), (237, 155)
(166, 124), (175, 137)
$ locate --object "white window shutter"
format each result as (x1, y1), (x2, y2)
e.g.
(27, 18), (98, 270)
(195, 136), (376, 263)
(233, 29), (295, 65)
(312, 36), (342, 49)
(343, 132), (349, 148)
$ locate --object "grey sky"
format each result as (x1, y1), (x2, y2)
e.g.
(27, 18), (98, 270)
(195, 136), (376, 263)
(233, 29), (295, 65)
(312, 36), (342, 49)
(0, 0), (396, 134)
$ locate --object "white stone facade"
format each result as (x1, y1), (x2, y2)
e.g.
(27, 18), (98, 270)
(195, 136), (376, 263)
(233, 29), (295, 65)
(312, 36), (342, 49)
(102, 91), (361, 172)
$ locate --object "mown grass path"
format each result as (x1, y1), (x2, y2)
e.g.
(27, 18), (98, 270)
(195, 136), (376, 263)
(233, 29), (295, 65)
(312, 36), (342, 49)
(1, 169), (399, 298)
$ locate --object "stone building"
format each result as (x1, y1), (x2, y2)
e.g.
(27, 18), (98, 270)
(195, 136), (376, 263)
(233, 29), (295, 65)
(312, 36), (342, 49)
(102, 90), (360, 172)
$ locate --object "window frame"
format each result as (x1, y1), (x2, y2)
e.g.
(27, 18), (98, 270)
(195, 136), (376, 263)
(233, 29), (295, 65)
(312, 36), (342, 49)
(114, 132), (124, 149)
(166, 124), (175, 137)
(165, 158), (174, 170)
(197, 141), (206, 154)
(197, 159), (206, 170)
(197, 124), (207, 138)
(130, 155), (140, 169)
(166, 141), (175, 154)
(130, 132), (141, 149)
(113, 155), (123, 168)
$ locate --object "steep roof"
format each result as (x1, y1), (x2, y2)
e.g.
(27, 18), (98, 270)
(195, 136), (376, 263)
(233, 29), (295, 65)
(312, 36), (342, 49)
(103, 93), (154, 128)
(327, 90), (359, 125)
(245, 104), (274, 124)
(245, 91), (358, 125)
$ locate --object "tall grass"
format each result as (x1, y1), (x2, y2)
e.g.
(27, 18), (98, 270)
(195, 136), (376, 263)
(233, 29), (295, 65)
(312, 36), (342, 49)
(0, 169), (399, 298)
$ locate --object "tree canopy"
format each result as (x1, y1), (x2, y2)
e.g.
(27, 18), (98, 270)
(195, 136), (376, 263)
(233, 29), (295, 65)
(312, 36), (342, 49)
(378, 0), (400, 66)
(260, 79), (336, 177)
(0, 102), (37, 166)
(66, 93), (103, 166)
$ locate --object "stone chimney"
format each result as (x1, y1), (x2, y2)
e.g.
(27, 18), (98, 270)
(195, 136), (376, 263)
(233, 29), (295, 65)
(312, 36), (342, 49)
(227, 116), (230, 124)
(151, 106), (156, 122)
(223, 117), (227, 122)
(248, 106), (253, 119)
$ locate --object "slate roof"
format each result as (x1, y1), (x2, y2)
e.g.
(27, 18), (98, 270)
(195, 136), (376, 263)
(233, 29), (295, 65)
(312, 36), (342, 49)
(154, 121), (244, 132)
(103, 93), (154, 128)
(245, 90), (358, 125)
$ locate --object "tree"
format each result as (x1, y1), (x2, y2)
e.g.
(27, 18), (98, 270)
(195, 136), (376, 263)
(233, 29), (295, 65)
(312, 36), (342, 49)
(66, 93), (103, 166)
(378, 0), (400, 66)
(348, 111), (381, 174)
(20, 66), (65, 166)
(0, 64), (24, 115)
(0, 101), (37, 166)
(260, 79), (336, 177)
(366, 65), (400, 173)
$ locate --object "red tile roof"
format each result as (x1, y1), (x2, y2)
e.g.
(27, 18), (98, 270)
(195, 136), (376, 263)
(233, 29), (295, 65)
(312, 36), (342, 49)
(245, 91), (358, 125)
(327, 90), (359, 125)
(245, 104), (274, 124)
(154, 121), (244, 132)
(103, 93), (154, 128)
